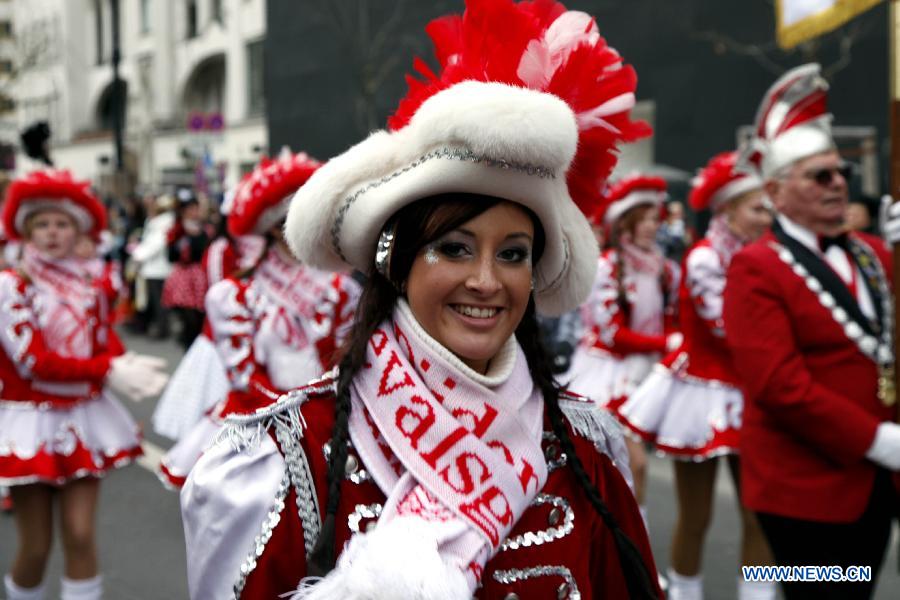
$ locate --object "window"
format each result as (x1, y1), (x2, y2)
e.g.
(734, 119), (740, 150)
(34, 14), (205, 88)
(94, 0), (104, 64)
(139, 0), (151, 34)
(0, 95), (14, 114)
(246, 40), (264, 116)
(186, 0), (198, 39)
(0, 60), (12, 74)
(0, 21), (11, 38)
(211, 0), (224, 24)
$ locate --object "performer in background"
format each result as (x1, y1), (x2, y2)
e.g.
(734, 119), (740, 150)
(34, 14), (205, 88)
(181, 1), (663, 598)
(619, 151), (775, 600)
(0, 171), (168, 600)
(725, 63), (900, 600)
(566, 174), (681, 528)
(158, 151), (359, 489)
(151, 177), (263, 443)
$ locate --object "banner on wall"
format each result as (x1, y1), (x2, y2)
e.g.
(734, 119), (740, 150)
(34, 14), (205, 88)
(776, 0), (883, 48)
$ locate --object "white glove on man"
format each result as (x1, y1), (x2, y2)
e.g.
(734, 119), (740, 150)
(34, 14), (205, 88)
(865, 422), (900, 471)
(665, 332), (684, 353)
(106, 352), (169, 402)
(882, 198), (900, 244)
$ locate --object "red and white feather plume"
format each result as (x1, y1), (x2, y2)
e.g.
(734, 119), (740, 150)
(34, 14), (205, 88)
(689, 151), (762, 212)
(2, 170), (107, 241)
(229, 150), (321, 237)
(389, 0), (651, 216)
(738, 63), (833, 178)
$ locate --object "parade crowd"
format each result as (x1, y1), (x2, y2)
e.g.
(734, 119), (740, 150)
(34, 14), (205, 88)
(2, 1), (900, 599)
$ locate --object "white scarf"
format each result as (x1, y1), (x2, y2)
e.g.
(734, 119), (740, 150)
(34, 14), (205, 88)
(21, 244), (99, 358)
(706, 214), (747, 268)
(345, 301), (546, 593)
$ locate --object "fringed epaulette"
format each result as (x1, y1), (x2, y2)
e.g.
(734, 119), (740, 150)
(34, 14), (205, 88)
(217, 369), (339, 452)
(558, 389), (633, 488)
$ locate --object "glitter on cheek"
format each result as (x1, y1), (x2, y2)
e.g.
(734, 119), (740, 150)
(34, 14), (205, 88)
(424, 246), (439, 265)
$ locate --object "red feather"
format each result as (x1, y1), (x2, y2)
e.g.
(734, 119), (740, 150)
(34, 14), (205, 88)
(689, 151), (744, 212)
(387, 0), (650, 217)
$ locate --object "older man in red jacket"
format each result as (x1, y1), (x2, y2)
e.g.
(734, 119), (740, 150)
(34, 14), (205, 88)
(723, 63), (900, 600)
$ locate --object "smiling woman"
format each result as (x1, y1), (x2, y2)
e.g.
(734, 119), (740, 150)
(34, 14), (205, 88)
(180, 1), (664, 599)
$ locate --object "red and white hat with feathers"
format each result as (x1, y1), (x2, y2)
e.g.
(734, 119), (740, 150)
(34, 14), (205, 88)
(286, 0), (650, 315)
(738, 63), (834, 179)
(228, 148), (321, 237)
(595, 174), (666, 226)
(689, 151), (762, 212)
(2, 170), (106, 241)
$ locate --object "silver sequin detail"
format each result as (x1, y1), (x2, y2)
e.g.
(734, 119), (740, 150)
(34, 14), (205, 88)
(323, 442), (372, 484)
(542, 432), (567, 472)
(274, 422), (321, 557)
(499, 494), (574, 551)
(347, 503), (383, 533)
(233, 472), (290, 598)
(493, 566), (580, 599)
(330, 146), (556, 263)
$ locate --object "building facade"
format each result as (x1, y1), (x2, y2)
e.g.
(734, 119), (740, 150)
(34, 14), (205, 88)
(12, 0), (267, 194)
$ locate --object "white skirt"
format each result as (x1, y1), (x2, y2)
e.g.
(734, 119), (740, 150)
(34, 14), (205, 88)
(617, 364), (743, 461)
(563, 347), (656, 411)
(151, 334), (229, 441)
(0, 392), (142, 486)
(158, 408), (224, 490)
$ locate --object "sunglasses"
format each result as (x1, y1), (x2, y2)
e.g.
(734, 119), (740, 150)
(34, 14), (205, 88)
(801, 164), (852, 187)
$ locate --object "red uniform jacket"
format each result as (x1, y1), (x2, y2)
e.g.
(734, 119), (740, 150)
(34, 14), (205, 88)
(0, 269), (121, 407)
(183, 376), (662, 599)
(723, 227), (895, 522)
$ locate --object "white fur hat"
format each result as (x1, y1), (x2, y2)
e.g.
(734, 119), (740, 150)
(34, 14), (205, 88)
(285, 81), (597, 316)
(739, 63), (835, 179)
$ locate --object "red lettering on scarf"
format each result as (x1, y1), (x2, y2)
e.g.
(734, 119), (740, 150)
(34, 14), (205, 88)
(370, 328), (389, 356)
(452, 402), (498, 438)
(394, 323), (415, 364)
(378, 351), (415, 396)
(439, 451), (491, 494)
(395, 395), (435, 450)
(517, 458), (539, 494)
(487, 440), (514, 466)
(421, 426), (468, 468)
(460, 486), (513, 547)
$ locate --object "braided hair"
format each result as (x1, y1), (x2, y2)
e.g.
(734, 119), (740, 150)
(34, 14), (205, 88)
(306, 195), (659, 599)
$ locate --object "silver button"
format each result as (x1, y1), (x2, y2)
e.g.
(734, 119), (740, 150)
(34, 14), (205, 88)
(557, 582), (569, 599)
(345, 454), (359, 475)
(503, 594), (519, 600)
(548, 507), (563, 527)
(365, 520), (377, 532)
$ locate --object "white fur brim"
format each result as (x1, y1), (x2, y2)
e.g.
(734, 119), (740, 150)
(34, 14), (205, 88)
(289, 518), (471, 600)
(284, 81), (598, 316)
(762, 122), (835, 179)
(14, 198), (94, 235)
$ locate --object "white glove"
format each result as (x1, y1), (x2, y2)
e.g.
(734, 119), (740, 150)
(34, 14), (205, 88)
(882, 198), (900, 244)
(865, 422), (900, 471)
(106, 352), (169, 403)
(665, 332), (684, 353)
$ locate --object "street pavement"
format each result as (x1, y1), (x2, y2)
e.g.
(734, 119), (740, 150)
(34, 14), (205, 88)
(2, 329), (899, 599)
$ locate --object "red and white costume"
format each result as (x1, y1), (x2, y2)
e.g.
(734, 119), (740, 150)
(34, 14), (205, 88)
(159, 153), (360, 488)
(0, 171), (142, 486)
(182, 309), (654, 600)
(151, 226), (263, 440)
(566, 176), (679, 411)
(618, 152), (762, 459)
(181, 0), (663, 597)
